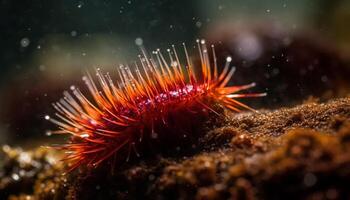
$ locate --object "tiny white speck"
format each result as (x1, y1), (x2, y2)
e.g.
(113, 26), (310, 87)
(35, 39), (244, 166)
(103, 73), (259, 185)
(12, 173), (20, 181)
(46, 131), (52, 136)
(45, 115), (50, 120)
(18, 152), (32, 163)
(195, 21), (202, 28)
(20, 38), (30, 47)
(151, 132), (158, 139)
(226, 56), (232, 62)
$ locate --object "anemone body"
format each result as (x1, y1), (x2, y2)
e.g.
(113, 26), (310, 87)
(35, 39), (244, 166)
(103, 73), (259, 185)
(47, 40), (265, 170)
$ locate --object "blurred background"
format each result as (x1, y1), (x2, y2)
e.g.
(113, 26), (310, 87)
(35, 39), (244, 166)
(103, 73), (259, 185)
(0, 0), (350, 145)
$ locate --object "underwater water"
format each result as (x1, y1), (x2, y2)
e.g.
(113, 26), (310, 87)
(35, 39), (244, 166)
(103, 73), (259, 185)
(0, 0), (350, 199)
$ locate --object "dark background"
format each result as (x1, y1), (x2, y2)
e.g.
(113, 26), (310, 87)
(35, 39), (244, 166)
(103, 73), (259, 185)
(0, 0), (349, 145)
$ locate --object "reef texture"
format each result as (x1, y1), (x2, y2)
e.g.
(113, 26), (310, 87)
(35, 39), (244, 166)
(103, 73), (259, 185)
(1, 97), (350, 200)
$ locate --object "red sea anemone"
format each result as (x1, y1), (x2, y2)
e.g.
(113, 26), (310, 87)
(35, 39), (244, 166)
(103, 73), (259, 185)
(45, 39), (265, 171)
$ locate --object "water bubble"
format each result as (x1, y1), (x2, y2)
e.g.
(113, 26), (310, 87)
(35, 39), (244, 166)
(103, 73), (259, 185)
(151, 132), (158, 139)
(148, 174), (155, 181)
(2, 145), (10, 152)
(321, 75), (328, 82)
(39, 65), (46, 71)
(304, 173), (317, 187)
(46, 131), (52, 136)
(12, 173), (20, 181)
(71, 30), (77, 37)
(18, 152), (32, 163)
(234, 33), (262, 61)
(20, 38), (30, 47)
(135, 37), (143, 46)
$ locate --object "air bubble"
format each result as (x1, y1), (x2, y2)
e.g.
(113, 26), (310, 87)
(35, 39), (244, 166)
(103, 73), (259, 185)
(20, 38), (30, 47)
(46, 131), (52, 136)
(135, 37), (143, 46)
(12, 173), (20, 181)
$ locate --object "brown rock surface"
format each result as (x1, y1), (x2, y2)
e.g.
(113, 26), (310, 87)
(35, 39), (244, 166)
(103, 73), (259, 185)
(2, 97), (350, 200)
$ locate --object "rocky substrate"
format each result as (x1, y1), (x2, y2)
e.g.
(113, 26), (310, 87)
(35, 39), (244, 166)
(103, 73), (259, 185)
(1, 98), (350, 200)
